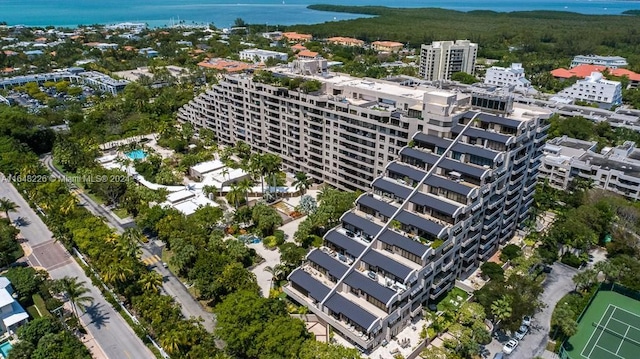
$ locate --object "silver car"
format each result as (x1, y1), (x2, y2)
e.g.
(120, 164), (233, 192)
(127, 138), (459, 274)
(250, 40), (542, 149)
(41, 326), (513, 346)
(515, 325), (529, 340)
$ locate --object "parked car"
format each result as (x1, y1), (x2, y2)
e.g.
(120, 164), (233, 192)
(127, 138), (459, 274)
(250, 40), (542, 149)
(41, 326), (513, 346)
(515, 325), (529, 340)
(503, 339), (519, 354)
(493, 353), (504, 359)
(522, 316), (532, 327)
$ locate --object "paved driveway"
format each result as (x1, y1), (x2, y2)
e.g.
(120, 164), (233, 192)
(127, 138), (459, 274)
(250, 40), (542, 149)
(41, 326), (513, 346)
(485, 262), (579, 358)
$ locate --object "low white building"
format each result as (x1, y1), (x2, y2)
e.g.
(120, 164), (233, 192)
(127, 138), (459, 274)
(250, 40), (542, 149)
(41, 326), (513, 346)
(0, 277), (29, 336)
(239, 49), (288, 63)
(571, 55), (627, 69)
(189, 159), (225, 180)
(557, 72), (622, 109)
(484, 63), (531, 91)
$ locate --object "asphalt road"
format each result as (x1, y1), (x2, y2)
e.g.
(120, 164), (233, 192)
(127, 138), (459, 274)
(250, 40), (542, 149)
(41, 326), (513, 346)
(0, 182), (52, 247)
(485, 262), (579, 358)
(0, 180), (154, 359)
(42, 154), (217, 333)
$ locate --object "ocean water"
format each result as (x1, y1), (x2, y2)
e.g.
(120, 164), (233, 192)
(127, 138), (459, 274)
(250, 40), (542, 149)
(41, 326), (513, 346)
(3, 0), (640, 28)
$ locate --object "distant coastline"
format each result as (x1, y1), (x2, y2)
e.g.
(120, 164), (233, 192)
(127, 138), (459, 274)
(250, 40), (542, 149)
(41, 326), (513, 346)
(2, 0), (640, 28)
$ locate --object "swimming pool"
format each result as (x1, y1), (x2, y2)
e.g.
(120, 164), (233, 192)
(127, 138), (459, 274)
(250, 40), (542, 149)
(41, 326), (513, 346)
(0, 341), (13, 358)
(126, 149), (147, 160)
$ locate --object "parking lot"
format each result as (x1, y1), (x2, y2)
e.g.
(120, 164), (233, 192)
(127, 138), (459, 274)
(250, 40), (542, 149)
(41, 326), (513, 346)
(483, 262), (579, 358)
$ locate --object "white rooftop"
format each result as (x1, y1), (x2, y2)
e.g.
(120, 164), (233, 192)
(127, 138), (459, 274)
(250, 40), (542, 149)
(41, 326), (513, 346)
(0, 289), (12, 308)
(207, 167), (248, 183)
(2, 307), (29, 328)
(191, 159), (225, 175)
(0, 277), (9, 290)
(166, 189), (195, 203)
(171, 196), (219, 216)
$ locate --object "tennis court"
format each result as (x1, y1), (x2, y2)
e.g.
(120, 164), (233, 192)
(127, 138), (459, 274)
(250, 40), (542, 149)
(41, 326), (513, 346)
(581, 304), (640, 358)
(562, 289), (640, 359)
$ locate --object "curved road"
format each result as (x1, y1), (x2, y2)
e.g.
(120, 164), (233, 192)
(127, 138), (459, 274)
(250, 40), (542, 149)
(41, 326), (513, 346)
(42, 154), (217, 333)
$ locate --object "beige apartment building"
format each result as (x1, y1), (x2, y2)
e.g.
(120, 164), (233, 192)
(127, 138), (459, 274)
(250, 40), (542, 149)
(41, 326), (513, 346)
(419, 40), (478, 81)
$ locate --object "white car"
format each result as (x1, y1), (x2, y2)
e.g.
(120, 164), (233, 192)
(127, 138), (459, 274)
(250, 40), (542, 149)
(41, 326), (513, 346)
(503, 339), (519, 354)
(515, 325), (529, 340)
(522, 316), (532, 327)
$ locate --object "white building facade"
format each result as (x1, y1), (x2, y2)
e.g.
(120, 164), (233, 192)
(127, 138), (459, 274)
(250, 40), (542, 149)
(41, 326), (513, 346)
(571, 55), (628, 69)
(418, 40), (478, 81)
(239, 49), (288, 63)
(283, 103), (550, 353)
(541, 137), (640, 200)
(484, 63), (531, 91)
(557, 72), (622, 109)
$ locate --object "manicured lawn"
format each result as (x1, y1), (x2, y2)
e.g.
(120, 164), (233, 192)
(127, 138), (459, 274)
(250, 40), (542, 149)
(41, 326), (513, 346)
(26, 305), (41, 319)
(112, 207), (129, 219)
(32, 293), (52, 317)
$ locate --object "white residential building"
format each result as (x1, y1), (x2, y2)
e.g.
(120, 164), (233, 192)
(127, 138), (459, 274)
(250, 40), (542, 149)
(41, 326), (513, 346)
(239, 49), (288, 63)
(484, 63), (531, 91)
(571, 55), (628, 69)
(418, 40), (478, 81)
(540, 136), (640, 200)
(0, 277), (29, 336)
(178, 61), (549, 193)
(283, 100), (549, 353)
(557, 72), (622, 109)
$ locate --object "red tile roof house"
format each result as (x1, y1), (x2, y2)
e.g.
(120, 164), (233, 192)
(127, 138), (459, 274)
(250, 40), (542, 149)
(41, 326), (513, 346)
(551, 64), (640, 89)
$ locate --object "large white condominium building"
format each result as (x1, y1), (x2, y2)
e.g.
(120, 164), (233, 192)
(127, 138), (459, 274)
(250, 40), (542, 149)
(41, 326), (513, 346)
(418, 40), (478, 81)
(283, 96), (550, 354)
(178, 61), (547, 192)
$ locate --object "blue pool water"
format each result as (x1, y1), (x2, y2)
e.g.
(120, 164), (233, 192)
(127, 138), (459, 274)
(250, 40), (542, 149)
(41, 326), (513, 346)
(126, 149), (147, 160)
(0, 341), (13, 358)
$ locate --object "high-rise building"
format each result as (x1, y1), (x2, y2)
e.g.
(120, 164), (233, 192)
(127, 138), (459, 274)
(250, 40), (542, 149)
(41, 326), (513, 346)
(418, 40), (478, 81)
(179, 63), (458, 191)
(282, 99), (549, 353)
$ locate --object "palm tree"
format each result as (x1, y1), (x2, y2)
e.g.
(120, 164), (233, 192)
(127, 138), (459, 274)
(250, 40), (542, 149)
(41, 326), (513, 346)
(202, 185), (218, 200)
(262, 154), (282, 200)
(0, 198), (18, 220)
(102, 262), (134, 285)
(264, 264), (286, 288)
(160, 329), (187, 354)
(237, 178), (254, 205)
(138, 271), (163, 292)
(58, 276), (94, 320)
(572, 269), (597, 292)
(58, 196), (78, 216)
(292, 171), (311, 195)
(226, 183), (243, 209)
(491, 295), (512, 325)
(249, 153), (266, 194)
(220, 167), (230, 185)
(119, 228), (143, 259)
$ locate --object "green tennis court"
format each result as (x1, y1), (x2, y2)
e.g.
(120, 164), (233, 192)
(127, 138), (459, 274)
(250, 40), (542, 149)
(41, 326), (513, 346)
(562, 289), (640, 359)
